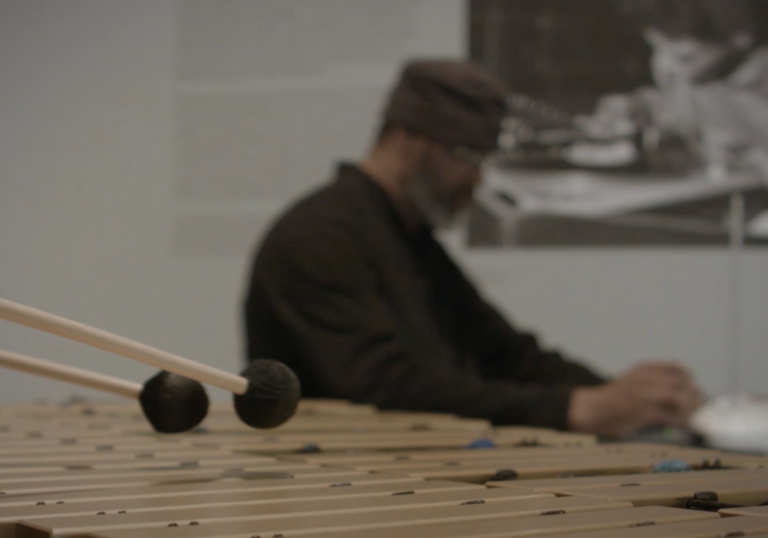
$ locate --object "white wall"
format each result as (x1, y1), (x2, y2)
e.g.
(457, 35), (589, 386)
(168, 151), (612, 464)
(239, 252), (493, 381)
(0, 0), (765, 406)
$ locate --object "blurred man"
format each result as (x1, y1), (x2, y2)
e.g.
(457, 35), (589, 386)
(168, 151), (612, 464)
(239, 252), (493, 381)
(244, 59), (702, 437)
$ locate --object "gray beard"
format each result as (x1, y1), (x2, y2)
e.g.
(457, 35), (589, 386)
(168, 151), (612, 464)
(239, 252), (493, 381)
(402, 173), (457, 230)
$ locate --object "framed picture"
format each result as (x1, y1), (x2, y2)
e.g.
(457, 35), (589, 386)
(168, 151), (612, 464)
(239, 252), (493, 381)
(468, 0), (768, 246)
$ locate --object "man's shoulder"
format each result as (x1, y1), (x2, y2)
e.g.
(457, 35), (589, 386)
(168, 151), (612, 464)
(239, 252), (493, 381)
(257, 172), (372, 268)
(267, 179), (355, 242)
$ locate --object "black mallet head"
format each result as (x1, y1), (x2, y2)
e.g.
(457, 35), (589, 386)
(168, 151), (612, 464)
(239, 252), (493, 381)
(139, 371), (209, 433)
(233, 359), (301, 429)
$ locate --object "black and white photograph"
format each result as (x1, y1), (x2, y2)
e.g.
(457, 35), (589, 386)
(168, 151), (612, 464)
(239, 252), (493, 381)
(468, 0), (768, 246)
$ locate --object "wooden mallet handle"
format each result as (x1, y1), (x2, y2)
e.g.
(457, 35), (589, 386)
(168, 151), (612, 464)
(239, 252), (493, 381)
(0, 297), (247, 394)
(0, 348), (141, 399)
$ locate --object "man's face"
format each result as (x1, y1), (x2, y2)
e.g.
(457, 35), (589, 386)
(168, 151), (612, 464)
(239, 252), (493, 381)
(403, 141), (484, 229)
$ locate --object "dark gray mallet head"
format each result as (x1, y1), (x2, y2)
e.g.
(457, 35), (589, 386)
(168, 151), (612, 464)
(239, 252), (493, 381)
(139, 371), (209, 433)
(233, 359), (301, 429)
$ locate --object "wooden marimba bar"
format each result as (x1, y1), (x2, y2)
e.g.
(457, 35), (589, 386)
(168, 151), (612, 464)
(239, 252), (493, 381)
(1, 399), (767, 538)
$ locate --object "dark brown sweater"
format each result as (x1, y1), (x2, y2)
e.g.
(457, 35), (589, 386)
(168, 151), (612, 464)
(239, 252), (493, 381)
(244, 164), (604, 429)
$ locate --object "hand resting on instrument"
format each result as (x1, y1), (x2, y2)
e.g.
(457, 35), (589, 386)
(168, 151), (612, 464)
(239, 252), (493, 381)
(567, 361), (704, 438)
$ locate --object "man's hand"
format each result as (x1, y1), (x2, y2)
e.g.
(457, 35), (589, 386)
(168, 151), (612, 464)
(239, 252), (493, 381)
(567, 362), (704, 438)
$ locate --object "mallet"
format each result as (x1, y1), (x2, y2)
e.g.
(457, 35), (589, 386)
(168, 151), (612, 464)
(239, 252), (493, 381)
(0, 297), (301, 430)
(0, 348), (208, 433)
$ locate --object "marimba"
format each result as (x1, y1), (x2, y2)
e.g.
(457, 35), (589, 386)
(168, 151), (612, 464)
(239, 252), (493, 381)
(1, 399), (767, 538)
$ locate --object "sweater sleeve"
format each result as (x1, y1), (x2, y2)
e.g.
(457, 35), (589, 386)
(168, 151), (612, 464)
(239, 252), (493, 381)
(255, 222), (597, 429)
(465, 286), (606, 388)
(441, 249), (606, 390)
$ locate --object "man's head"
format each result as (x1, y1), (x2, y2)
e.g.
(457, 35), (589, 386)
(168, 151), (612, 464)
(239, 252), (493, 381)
(363, 59), (508, 230)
